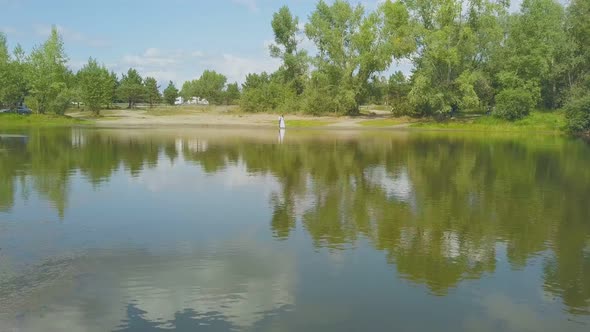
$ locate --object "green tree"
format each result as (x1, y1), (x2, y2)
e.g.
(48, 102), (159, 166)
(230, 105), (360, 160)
(387, 71), (412, 115)
(77, 58), (112, 115)
(224, 82), (240, 105)
(0, 33), (11, 107)
(495, 0), (566, 117)
(118, 68), (144, 108)
(270, 6), (308, 95)
(27, 26), (70, 114)
(0, 33), (26, 108)
(107, 71), (119, 108)
(407, 0), (506, 116)
(240, 72), (290, 112)
(144, 77), (161, 107)
(565, 95), (590, 134)
(163, 81), (179, 105)
(304, 0), (415, 114)
(181, 70), (227, 104)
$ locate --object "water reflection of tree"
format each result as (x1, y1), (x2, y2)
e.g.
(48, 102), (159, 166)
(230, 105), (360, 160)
(0, 129), (163, 217)
(1, 130), (589, 313)
(186, 133), (590, 308)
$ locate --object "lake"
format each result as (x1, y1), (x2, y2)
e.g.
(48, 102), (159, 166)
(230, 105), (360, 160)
(0, 127), (589, 331)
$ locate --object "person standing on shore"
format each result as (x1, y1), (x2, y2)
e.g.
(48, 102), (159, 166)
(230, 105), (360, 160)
(279, 115), (286, 129)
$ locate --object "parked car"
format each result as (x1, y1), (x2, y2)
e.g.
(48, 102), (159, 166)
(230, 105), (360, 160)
(0, 108), (12, 114)
(16, 105), (32, 115)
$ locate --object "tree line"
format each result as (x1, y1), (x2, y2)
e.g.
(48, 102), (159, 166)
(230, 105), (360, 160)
(0, 29), (241, 116)
(243, 0), (589, 133)
(1, 0), (589, 133)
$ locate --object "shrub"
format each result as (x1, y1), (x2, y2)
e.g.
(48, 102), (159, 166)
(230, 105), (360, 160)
(494, 88), (536, 120)
(565, 95), (590, 134)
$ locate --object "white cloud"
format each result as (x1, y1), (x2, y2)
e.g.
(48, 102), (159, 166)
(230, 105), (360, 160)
(33, 24), (109, 48)
(232, 0), (258, 12)
(201, 53), (281, 83)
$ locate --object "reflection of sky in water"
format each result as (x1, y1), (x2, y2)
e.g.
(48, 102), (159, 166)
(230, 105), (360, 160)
(1, 243), (295, 332)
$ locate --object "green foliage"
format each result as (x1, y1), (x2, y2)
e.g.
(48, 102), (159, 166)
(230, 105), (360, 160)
(0, 34), (28, 109)
(0, 114), (86, 128)
(565, 95), (590, 134)
(304, 0), (415, 114)
(494, 88), (536, 120)
(240, 72), (296, 113)
(118, 68), (144, 108)
(412, 111), (565, 132)
(27, 26), (70, 114)
(224, 82), (241, 105)
(180, 70), (227, 104)
(270, 6), (308, 95)
(144, 77), (161, 107)
(407, 0), (505, 116)
(163, 81), (179, 105)
(499, 0), (566, 109)
(387, 71), (412, 116)
(77, 58), (113, 115)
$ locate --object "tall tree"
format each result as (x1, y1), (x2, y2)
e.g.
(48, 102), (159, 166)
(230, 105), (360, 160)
(163, 81), (179, 105)
(304, 0), (415, 114)
(494, 0), (565, 116)
(144, 77), (161, 107)
(27, 26), (70, 114)
(406, 0), (506, 116)
(118, 68), (144, 108)
(270, 6), (308, 95)
(0, 33), (21, 108)
(77, 58), (112, 115)
(565, 0), (590, 95)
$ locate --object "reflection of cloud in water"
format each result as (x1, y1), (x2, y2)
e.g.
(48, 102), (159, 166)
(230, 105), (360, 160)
(130, 156), (279, 195)
(0, 241), (295, 332)
(463, 293), (560, 332)
(363, 166), (415, 204)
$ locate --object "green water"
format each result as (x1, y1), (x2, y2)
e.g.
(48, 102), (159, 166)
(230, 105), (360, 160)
(0, 128), (589, 331)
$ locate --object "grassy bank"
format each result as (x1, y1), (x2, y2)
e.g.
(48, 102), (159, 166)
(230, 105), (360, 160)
(0, 114), (88, 128)
(282, 119), (336, 127)
(411, 111), (566, 132)
(359, 117), (414, 127)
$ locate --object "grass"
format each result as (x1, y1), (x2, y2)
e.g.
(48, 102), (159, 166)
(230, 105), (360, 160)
(411, 111), (566, 132)
(282, 119), (335, 128)
(359, 117), (413, 127)
(0, 114), (89, 128)
(145, 105), (239, 116)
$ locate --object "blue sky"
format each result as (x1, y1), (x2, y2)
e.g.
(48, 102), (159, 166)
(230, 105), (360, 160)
(1, 0), (528, 86)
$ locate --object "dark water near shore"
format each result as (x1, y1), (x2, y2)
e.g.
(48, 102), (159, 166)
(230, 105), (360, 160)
(0, 128), (589, 331)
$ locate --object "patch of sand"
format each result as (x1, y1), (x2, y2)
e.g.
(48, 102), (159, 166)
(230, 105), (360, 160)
(68, 109), (412, 130)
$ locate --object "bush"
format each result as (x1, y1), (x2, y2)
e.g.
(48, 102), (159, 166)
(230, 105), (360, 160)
(390, 97), (413, 116)
(494, 88), (535, 120)
(565, 95), (590, 134)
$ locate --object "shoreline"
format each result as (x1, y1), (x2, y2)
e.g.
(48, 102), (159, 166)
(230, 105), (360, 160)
(67, 108), (415, 130)
(1, 107), (566, 134)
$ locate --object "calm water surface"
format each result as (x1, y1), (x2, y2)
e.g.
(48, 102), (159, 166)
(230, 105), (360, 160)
(0, 128), (589, 331)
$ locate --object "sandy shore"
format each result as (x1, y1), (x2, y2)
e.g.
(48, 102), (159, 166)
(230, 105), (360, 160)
(68, 108), (412, 129)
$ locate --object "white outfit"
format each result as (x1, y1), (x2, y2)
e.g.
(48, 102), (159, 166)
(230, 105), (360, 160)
(279, 116), (286, 129)
(278, 128), (285, 143)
